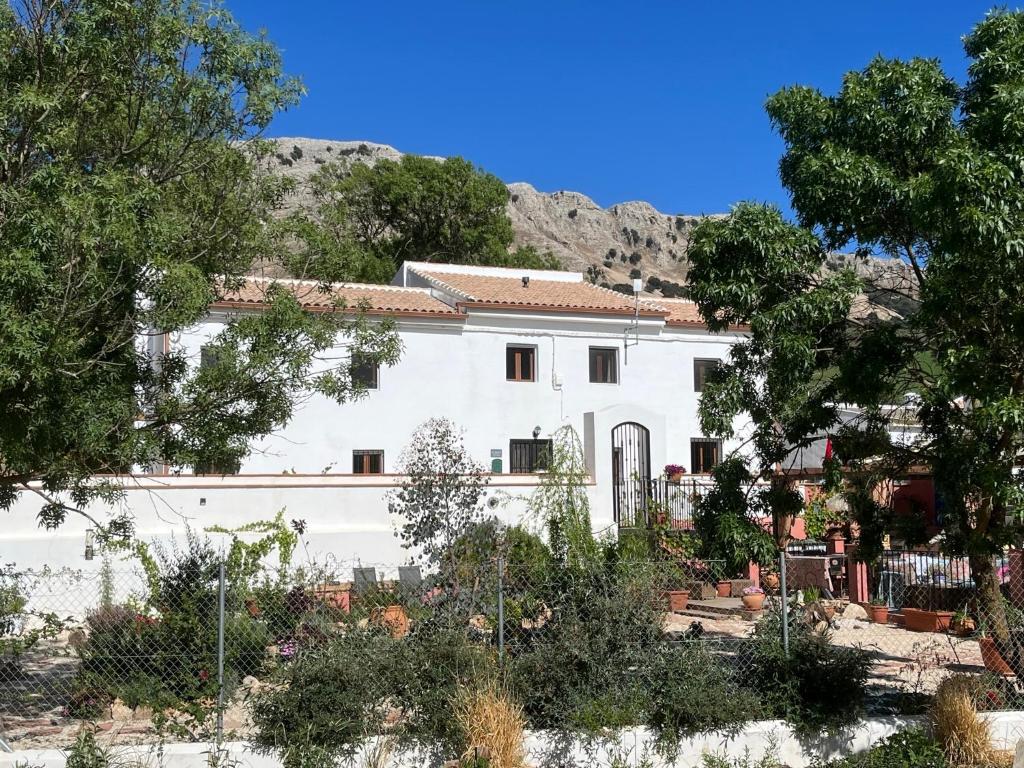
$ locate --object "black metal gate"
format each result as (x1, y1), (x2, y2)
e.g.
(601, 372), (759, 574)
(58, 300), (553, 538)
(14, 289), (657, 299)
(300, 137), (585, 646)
(612, 421), (651, 526)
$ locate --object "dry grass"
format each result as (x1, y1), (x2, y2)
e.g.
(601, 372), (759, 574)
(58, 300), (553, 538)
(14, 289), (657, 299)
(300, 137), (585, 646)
(454, 681), (527, 768)
(931, 674), (993, 767)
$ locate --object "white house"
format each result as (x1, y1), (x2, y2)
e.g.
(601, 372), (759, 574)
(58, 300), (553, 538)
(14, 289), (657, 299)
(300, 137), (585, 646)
(3, 262), (752, 572)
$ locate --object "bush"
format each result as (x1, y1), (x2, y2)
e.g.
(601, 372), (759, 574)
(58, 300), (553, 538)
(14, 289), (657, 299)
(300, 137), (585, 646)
(507, 561), (662, 733)
(819, 730), (947, 767)
(74, 533), (271, 714)
(647, 644), (763, 741)
(629, 268), (642, 279)
(743, 611), (871, 732)
(249, 627), (494, 768)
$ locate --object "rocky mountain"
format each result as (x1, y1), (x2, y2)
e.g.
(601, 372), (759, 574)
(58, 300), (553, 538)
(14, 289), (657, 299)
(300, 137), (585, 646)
(265, 138), (916, 316)
(265, 137), (704, 298)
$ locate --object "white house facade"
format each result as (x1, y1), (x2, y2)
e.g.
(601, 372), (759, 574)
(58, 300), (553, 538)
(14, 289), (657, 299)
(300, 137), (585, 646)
(3, 262), (752, 572)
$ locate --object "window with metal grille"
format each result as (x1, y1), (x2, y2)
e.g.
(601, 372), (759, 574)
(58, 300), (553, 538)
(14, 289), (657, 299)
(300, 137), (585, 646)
(350, 353), (378, 390)
(200, 345), (221, 369)
(353, 450), (384, 474)
(195, 456), (241, 476)
(506, 345), (536, 382)
(509, 439), (552, 473)
(690, 438), (722, 474)
(589, 347), (618, 384)
(693, 358), (720, 392)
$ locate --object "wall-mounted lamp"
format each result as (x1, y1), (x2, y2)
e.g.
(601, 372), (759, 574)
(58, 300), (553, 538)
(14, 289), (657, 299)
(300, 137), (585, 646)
(532, 425), (542, 439)
(84, 528), (95, 561)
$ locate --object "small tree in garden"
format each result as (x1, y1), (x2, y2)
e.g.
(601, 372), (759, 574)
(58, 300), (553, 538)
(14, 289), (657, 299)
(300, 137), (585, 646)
(389, 418), (489, 570)
(527, 425), (600, 568)
(692, 458), (777, 576)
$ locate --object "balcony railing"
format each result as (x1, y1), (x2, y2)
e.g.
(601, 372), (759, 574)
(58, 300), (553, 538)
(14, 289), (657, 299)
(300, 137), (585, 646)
(614, 477), (714, 530)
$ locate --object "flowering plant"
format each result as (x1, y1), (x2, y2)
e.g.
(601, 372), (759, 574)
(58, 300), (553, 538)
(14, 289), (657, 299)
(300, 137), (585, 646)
(664, 464), (687, 477)
(742, 586), (764, 595)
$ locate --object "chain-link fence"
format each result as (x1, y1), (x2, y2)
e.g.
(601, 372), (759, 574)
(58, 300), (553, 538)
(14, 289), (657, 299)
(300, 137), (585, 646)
(2, 548), (1024, 755)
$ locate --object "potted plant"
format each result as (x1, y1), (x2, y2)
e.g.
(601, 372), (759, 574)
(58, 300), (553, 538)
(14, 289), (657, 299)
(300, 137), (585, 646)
(664, 589), (690, 612)
(761, 570), (780, 594)
(978, 626), (1015, 676)
(741, 586), (765, 611)
(951, 610), (976, 637)
(866, 598), (889, 624)
(664, 464), (687, 483)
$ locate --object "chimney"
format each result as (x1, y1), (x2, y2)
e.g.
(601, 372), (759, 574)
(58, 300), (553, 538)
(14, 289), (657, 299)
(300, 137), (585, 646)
(522, 276), (530, 288)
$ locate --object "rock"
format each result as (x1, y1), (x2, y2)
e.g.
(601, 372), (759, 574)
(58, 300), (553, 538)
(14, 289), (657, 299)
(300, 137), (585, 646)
(241, 675), (259, 689)
(842, 603), (869, 621)
(110, 699), (133, 722)
(814, 620), (829, 636)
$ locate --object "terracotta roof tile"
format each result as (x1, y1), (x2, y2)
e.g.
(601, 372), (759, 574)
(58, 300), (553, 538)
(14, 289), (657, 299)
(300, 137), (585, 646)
(411, 268), (668, 316)
(214, 278), (462, 318)
(657, 298), (705, 326)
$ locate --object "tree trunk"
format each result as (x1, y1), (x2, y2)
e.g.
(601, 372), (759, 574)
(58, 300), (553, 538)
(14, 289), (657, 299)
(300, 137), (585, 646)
(971, 552), (1023, 674)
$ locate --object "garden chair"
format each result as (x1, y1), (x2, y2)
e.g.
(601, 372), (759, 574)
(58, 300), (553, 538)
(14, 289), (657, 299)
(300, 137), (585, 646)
(353, 567), (378, 597)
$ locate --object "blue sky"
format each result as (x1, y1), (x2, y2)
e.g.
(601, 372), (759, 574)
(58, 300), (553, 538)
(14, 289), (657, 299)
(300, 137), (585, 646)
(234, 2), (997, 215)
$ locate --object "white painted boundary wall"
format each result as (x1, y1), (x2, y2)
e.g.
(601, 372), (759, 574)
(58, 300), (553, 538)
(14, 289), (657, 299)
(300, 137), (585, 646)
(11, 714), (1024, 768)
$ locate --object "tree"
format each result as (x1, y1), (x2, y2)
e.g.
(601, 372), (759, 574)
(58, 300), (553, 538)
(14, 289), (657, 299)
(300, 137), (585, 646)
(388, 418), (489, 571)
(687, 10), (1024, 660)
(284, 154), (559, 283)
(0, 0), (400, 536)
(527, 425), (600, 568)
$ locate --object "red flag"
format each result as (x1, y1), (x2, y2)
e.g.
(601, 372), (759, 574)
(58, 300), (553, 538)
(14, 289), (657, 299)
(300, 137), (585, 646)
(824, 436), (833, 461)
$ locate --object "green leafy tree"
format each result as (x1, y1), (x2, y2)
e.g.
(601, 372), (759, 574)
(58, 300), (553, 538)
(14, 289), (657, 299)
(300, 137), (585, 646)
(687, 10), (1024, 658)
(285, 154), (559, 282)
(527, 425), (600, 568)
(388, 417), (489, 571)
(0, 0), (399, 535)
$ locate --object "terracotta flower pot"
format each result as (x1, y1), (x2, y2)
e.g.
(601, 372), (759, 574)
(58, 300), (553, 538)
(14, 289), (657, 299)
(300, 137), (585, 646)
(979, 636), (1015, 676)
(762, 573), (780, 594)
(665, 590), (690, 612)
(951, 617), (976, 637)
(741, 593), (765, 611)
(244, 597), (261, 618)
(371, 605), (410, 639)
(669, 472), (684, 483)
(904, 608), (955, 633)
(716, 580), (732, 598)
(867, 604), (889, 624)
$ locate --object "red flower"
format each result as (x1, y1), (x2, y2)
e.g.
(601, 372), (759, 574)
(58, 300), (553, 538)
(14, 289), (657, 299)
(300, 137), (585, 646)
(199, 669), (210, 682)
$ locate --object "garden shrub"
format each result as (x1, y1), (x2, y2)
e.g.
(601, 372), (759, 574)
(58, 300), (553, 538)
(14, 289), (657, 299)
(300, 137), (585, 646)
(507, 560), (662, 733)
(647, 644), (763, 742)
(743, 611), (871, 732)
(818, 729), (947, 767)
(74, 533), (271, 714)
(249, 626), (495, 767)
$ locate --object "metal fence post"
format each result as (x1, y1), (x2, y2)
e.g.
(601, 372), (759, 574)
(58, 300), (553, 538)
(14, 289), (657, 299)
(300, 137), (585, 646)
(216, 559), (226, 744)
(497, 556), (505, 662)
(779, 549), (789, 657)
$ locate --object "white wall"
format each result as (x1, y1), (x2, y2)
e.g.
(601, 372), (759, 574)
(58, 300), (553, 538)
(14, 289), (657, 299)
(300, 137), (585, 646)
(2, 305), (748, 574)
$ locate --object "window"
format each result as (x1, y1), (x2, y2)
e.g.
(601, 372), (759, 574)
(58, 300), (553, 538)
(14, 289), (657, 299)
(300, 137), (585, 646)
(350, 353), (379, 390)
(510, 439), (553, 473)
(200, 345), (221, 369)
(195, 456), (241, 476)
(352, 450), (384, 474)
(693, 359), (720, 392)
(506, 345), (536, 382)
(690, 438), (722, 474)
(589, 347), (618, 384)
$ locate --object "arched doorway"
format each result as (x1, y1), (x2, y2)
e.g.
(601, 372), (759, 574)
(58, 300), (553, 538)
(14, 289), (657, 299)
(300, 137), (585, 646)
(611, 421), (651, 526)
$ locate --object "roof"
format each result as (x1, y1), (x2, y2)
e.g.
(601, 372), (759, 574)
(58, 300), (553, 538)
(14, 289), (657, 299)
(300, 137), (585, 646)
(408, 267), (669, 317)
(657, 298), (705, 326)
(213, 278), (463, 319)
